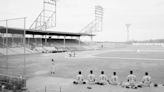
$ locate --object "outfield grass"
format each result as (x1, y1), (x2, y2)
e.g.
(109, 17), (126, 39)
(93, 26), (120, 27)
(0, 45), (164, 92)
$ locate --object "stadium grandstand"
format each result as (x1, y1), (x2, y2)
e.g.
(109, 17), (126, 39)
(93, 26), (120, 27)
(0, 26), (95, 55)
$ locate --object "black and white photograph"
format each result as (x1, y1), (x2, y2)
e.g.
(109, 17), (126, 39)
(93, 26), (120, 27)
(0, 0), (164, 92)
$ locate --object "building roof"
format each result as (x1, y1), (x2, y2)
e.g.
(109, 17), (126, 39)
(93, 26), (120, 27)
(0, 26), (95, 37)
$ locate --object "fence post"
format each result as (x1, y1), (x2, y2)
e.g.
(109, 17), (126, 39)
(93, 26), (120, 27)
(59, 86), (61, 92)
(45, 86), (47, 92)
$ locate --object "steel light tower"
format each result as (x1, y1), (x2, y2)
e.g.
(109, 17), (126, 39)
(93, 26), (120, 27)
(80, 5), (103, 41)
(30, 0), (57, 31)
(126, 24), (131, 42)
(95, 5), (103, 32)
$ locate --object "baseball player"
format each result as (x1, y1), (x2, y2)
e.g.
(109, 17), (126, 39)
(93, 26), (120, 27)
(88, 70), (96, 84)
(97, 71), (108, 85)
(110, 72), (119, 85)
(126, 70), (137, 88)
(51, 59), (55, 74)
(73, 71), (86, 84)
(121, 70), (137, 88)
(141, 72), (151, 87)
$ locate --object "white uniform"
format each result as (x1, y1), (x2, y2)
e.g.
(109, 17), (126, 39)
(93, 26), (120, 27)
(88, 74), (96, 84)
(127, 74), (136, 83)
(111, 75), (119, 85)
(51, 61), (55, 73)
(76, 74), (84, 84)
(126, 74), (137, 86)
(99, 74), (108, 84)
(121, 74), (137, 87)
(141, 75), (151, 86)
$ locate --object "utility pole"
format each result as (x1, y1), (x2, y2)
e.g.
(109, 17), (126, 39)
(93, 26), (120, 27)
(126, 24), (131, 42)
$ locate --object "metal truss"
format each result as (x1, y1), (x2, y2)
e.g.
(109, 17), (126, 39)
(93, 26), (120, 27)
(30, 0), (56, 31)
(80, 5), (103, 34)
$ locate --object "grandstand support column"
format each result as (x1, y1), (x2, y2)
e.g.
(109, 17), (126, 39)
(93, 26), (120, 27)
(78, 36), (81, 48)
(28, 37), (30, 47)
(32, 34), (34, 43)
(32, 34), (35, 46)
(64, 35), (66, 49)
(22, 34), (24, 46)
(12, 34), (14, 47)
(5, 20), (9, 75)
(28, 36), (30, 47)
(41, 35), (44, 47)
(35, 35), (37, 46)
(23, 17), (26, 77)
(2, 33), (4, 48)
(45, 35), (47, 46)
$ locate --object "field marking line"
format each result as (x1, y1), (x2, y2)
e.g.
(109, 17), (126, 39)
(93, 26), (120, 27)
(95, 56), (164, 61)
(107, 50), (164, 52)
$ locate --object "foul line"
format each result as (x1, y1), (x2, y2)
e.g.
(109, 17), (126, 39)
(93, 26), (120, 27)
(95, 56), (164, 61)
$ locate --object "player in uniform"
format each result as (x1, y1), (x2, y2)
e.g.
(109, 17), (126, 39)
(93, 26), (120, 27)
(126, 70), (137, 88)
(73, 71), (86, 84)
(51, 59), (55, 74)
(141, 72), (151, 87)
(88, 70), (96, 84)
(97, 71), (108, 85)
(110, 72), (119, 85)
(121, 70), (137, 88)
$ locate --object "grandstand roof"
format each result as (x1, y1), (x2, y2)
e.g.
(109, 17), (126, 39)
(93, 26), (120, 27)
(0, 26), (95, 37)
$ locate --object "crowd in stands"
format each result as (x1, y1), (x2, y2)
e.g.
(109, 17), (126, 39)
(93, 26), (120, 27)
(73, 70), (159, 89)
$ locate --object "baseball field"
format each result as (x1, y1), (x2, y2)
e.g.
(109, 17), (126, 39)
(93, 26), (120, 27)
(1, 44), (164, 92)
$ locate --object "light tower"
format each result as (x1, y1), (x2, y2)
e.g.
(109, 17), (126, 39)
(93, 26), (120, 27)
(30, 0), (57, 31)
(95, 5), (103, 32)
(125, 24), (131, 42)
(80, 5), (103, 41)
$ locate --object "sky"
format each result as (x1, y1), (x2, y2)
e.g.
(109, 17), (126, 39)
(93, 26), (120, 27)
(0, 0), (164, 41)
